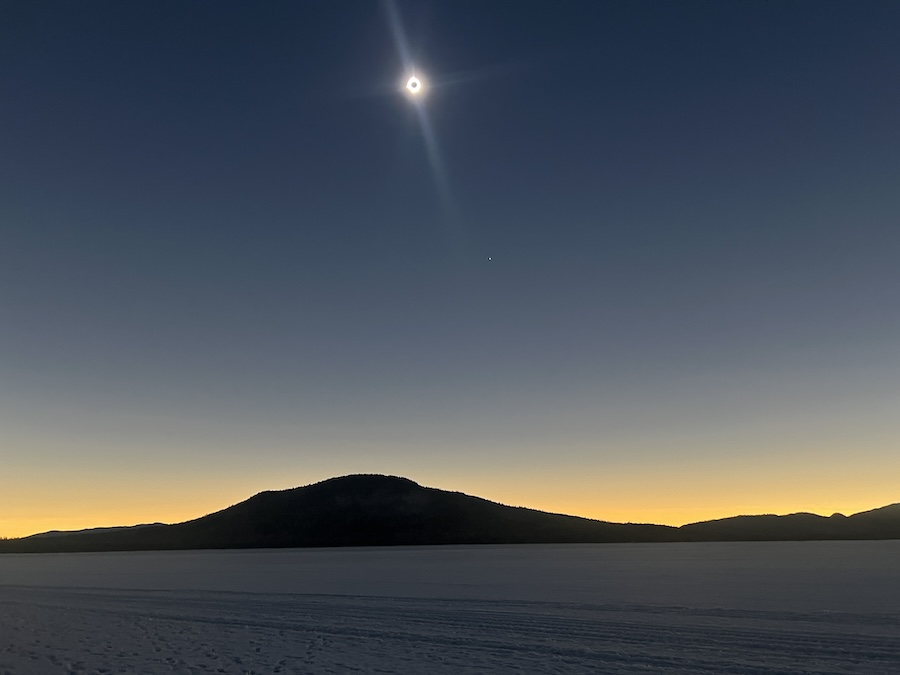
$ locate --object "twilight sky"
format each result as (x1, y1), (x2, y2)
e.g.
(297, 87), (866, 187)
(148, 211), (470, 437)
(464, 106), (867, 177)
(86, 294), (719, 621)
(2, 1), (899, 538)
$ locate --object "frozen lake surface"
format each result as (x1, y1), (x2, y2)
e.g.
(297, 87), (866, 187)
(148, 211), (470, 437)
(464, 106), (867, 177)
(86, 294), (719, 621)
(2, 541), (899, 673)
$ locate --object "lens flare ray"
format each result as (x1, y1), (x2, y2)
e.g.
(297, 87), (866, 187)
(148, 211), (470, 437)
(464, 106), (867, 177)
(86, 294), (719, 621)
(383, 0), (462, 246)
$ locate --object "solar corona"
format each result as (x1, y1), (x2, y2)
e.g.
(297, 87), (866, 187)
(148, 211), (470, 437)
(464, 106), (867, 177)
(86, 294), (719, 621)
(405, 74), (424, 96)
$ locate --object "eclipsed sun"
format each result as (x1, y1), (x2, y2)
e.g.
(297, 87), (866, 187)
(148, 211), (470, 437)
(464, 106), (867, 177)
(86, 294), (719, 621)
(405, 74), (425, 97)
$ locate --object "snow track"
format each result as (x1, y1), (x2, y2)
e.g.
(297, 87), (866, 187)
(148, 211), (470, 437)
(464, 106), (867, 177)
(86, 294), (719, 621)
(2, 587), (898, 673)
(1, 542), (898, 673)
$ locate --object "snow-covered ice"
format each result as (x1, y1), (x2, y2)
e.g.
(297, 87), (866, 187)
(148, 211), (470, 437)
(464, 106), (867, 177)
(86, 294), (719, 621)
(2, 541), (898, 673)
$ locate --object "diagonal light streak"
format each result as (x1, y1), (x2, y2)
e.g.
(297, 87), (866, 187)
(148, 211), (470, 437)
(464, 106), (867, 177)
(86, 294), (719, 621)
(383, 0), (413, 72)
(383, 0), (463, 246)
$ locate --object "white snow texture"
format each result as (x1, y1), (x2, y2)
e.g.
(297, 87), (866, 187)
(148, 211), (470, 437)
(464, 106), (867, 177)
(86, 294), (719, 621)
(1, 541), (898, 674)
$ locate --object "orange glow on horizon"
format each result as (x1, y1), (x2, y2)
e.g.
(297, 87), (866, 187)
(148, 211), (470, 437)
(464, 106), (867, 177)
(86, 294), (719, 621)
(2, 471), (897, 539)
(5, 497), (895, 540)
(3, 434), (897, 539)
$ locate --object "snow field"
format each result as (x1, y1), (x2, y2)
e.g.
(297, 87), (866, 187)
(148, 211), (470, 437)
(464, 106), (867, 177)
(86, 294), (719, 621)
(1, 542), (898, 673)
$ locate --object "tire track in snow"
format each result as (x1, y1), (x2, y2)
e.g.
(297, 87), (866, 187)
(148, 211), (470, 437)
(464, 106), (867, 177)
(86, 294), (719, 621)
(2, 586), (898, 674)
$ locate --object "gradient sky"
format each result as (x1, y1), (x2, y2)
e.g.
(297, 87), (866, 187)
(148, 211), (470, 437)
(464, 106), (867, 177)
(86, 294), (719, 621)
(2, 1), (899, 538)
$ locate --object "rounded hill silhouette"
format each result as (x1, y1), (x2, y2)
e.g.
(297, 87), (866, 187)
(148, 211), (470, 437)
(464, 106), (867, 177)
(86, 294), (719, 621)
(2, 475), (897, 553)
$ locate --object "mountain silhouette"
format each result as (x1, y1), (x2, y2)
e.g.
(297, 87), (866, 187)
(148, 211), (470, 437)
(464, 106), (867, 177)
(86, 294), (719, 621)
(678, 503), (900, 541)
(1, 475), (897, 553)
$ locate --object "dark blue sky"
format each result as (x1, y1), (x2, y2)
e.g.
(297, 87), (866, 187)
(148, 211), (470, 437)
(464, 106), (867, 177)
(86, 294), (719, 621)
(2, 1), (899, 535)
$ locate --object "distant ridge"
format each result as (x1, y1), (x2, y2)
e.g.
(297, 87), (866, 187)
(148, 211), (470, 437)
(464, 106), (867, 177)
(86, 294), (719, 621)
(678, 503), (900, 541)
(1, 475), (898, 553)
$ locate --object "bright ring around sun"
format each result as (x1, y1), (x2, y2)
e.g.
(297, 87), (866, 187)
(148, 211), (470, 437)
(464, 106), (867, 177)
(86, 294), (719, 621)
(406, 75), (424, 96)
